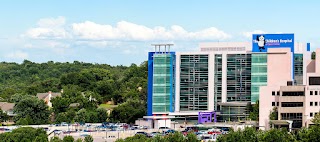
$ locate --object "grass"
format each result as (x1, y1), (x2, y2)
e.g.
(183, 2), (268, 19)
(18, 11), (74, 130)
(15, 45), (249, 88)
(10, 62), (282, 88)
(99, 104), (117, 109)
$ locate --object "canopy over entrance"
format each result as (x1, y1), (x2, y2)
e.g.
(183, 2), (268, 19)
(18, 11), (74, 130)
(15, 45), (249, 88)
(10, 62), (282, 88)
(269, 120), (293, 132)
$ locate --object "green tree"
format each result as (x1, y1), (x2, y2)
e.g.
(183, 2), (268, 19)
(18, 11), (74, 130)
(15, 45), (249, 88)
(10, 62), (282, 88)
(0, 127), (48, 142)
(96, 108), (108, 122)
(241, 127), (259, 142)
(311, 111), (320, 125)
(296, 127), (309, 142)
(249, 101), (259, 121)
(50, 136), (63, 142)
(14, 97), (50, 124)
(0, 108), (9, 124)
(63, 135), (75, 142)
(164, 132), (185, 142)
(84, 135), (93, 142)
(217, 128), (244, 142)
(269, 107), (278, 120)
(75, 108), (88, 123)
(0, 60), (149, 120)
(117, 134), (148, 142)
(16, 118), (29, 125)
(110, 99), (146, 124)
(51, 96), (71, 114)
(312, 51), (316, 60)
(55, 112), (69, 123)
(186, 132), (198, 142)
(259, 128), (295, 142)
(306, 125), (320, 142)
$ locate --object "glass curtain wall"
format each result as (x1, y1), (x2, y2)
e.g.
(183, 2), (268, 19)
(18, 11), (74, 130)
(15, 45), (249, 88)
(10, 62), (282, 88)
(226, 54), (252, 102)
(152, 54), (174, 113)
(180, 55), (209, 111)
(214, 54), (222, 111)
(294, 54), (303, 85)
(251, 54), (267, 103)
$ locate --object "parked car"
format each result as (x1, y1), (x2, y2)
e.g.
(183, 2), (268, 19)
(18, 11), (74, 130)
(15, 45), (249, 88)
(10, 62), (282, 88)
(164, 129), (175, 135)
(132, 125), (139, 129)
(72, 122), (80, 126)
(185, 126), (199, 132)
(43, 127), (49, 131)
(201, 134), (218, 142)
(158, 127), (170, 133)
(135, 131), (150, 137)
(207, 128), (222, 135)
(181, 130), (188, 136)
(80, 134), (89, 137)
(150, 132), (162, 137)
(54, 130), (62, 135)
(61, 122), (69, 126)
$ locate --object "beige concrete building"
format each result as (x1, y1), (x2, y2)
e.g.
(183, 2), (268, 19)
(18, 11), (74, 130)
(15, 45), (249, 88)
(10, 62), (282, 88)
(259, 48), (320, 130)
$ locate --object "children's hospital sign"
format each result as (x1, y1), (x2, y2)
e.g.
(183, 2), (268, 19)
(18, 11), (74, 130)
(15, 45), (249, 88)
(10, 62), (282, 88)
(252, 34), (294, 52)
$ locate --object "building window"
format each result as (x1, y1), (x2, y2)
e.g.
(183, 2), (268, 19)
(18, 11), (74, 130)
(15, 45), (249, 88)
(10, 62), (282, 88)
(277, 91), (280, 96)
(316, 91), (318, 95)
(282, 91), (304, 96)
(309, 77), (320, 85)
(272, 102), (275, 106)
(277, 102), (279, 106)
(272, 91), (275, 96)
(310, 91), (313, 95)
(281, 102), (303, 107)
(310, 102), (313, 106)
(310, 113), (313, 117)
(316, 102), (318, 106)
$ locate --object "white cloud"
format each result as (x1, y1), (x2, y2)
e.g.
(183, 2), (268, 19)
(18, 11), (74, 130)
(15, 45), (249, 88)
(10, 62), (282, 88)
(75, 41), (121, 48)
(72, 21), (231, 41)
(5, 51), (29, 59)
(24, 16), (70, 39)
(23, 18), (231, 49)
(242, 30), (266, 38)
(46, 41), (70, 48)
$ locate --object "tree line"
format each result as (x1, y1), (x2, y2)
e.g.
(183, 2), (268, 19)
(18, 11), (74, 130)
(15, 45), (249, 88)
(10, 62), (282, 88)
(0, 60), (148, 124)
(0, 127), (94, 142)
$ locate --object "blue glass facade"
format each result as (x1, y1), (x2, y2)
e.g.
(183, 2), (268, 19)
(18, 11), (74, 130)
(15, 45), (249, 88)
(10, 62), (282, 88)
(147, 52), (175, 115)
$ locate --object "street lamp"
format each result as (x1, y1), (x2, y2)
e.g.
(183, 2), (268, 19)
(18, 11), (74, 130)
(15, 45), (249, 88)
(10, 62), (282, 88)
(304, 114), (308, 128)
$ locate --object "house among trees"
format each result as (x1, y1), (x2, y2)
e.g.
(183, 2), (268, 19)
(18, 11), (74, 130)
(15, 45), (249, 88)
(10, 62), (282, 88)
(36, 91), (61, 107)
(0, 102), (15, 122)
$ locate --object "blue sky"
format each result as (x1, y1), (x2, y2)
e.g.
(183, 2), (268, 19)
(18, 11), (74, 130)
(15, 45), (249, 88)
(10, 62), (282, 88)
(0, 0), (319, 65)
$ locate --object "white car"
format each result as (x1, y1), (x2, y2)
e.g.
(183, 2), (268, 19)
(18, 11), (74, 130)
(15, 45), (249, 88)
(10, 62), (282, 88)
(201, 134), (218, 142)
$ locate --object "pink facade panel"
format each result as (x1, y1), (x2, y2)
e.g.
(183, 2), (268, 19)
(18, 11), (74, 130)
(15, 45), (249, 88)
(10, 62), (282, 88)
(267, 48), (292, 86)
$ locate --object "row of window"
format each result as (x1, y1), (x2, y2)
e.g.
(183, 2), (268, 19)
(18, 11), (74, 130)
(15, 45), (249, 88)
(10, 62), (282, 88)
(310, 91), (319, 95)
(272, 91), (305, 96)
(272, 102), (279, 106)
(272, 102), (304, 107)
(310, 112), (319, 117)
(271, 101), (320, 107)
(310, 101), (319, 106)
(272, 91), (280, 96)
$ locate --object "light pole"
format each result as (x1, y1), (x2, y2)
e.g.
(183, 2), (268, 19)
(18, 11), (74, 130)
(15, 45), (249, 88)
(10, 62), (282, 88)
(165, 119), (167, 128)
(304, 114), (308, 128)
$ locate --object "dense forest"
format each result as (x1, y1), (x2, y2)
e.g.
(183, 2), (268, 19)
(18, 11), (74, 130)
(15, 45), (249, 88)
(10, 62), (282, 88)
(0, 60), (148, 124)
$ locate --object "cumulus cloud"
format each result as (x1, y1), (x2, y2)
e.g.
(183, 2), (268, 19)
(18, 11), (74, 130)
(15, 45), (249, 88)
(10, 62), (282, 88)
(242, 30), (266, 38)
(72, 21), (231, 41)
(22, 17), (231, 49)
(5, 51), (29, 59)
(24, 16), (70, 39)
(75, 40), (121, 48)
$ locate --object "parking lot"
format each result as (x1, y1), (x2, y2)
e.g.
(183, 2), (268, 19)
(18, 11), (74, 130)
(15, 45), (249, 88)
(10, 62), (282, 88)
(0, 122), (240, 142)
